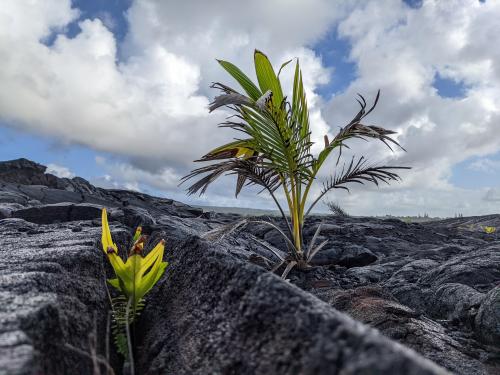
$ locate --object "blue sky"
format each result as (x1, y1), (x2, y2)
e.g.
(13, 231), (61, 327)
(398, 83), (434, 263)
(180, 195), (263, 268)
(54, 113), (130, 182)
(44, 0), (131, 45)
(450, 154), (500, 189)
(0, 0), (499, 216)
(0, 127), (103, 177)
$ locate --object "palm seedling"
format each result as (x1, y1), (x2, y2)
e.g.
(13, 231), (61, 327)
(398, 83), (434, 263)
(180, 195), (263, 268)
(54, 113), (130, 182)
(182, 50), (409, 277)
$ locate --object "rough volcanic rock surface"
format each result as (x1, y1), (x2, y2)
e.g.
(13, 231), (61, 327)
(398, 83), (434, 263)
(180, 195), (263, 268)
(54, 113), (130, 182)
(135, 235), (447, 375)
(0, 218), (110, 375)
(0, 158), (498, 375)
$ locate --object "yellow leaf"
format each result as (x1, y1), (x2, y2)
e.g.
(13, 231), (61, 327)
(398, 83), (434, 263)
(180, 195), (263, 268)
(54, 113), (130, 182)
(132, 226), (142, 243)
(101, 208), (118, 254)
(139, 240), (165, 274)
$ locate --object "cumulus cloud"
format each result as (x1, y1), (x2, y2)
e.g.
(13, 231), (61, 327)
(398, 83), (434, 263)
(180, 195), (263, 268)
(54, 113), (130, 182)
(483, 188), (500, 203)
(0, 0), (499, 216)
(319, 0), (500, 215)
(0, 1), (217, 170)
(93, 156), (181, 191)
(0, 0), (342, 171)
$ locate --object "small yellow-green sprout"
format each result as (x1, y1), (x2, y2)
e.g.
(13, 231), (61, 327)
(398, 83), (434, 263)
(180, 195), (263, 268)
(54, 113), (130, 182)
(132, 225), (142, 243)
(484, 226), (496, 234)
(101, 208), (168, 311)
(101, 208), (168, 365)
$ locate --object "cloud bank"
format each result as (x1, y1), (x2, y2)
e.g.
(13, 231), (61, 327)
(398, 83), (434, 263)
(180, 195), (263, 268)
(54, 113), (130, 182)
(0, 0), (499, 216)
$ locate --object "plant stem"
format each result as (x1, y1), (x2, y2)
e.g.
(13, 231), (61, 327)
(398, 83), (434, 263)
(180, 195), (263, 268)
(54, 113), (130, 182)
(305, 189), (330, 217)
(125, 298), (135, 375)
(265, 185), (293, 240)
(290, 177), (301, 253)
(300, 167), (319, 218)
(280, 175), (296, 245)
(105, 311), (111, 375)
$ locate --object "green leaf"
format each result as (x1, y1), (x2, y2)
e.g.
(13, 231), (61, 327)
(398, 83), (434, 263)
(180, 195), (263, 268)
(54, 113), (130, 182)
(107, 278), (121, 292)
(217, 59), (262, 100)
(292, 60), (310, 140)
(132, 226), (142, 243)
(277, 59), (293, 78)
(254, 50), (284, 105)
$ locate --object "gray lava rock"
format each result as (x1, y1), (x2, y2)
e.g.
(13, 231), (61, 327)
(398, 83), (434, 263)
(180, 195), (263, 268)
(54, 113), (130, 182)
(12, 203), (102, 224)
(311, 244), (377, 267)
(0, 191), (28, 205)
(430, 283), (484, 324)
(419, 246), (500, 291)
(135, 236), (448, 375)
(344, 261), (403, 284)
(475, 286), (500, 345)
(0, 158), (498, 374)
(384, 259), (440, 312)
(318, 286), (490, 375)
(0, 218), (111, 375)
(171, 200), (203, 218)
(0, 203), (24, 218)
(0, 158), (52, 186)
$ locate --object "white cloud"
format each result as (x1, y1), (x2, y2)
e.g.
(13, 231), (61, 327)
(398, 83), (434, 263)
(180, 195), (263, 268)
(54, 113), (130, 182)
(319, 0), (500, 215)
(0, 0), (500, 216)
(93, 156), (181, 191)
(0, 0), (342, 169)
(46, 163), (75, 178)
(0, 4), (217, 168)
(483, 188), (500, 203)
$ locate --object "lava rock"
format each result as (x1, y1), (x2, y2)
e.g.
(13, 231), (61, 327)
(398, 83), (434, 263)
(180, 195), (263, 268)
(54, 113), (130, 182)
(311, 244), (377, 267)
(171, 201), (203, 218)
(0, 218), (112, 375)
(0, 158), (52, 186)
(318, 286), (490, 375)
(135, 236), (449, 375)
(419, 246), (500, 291)
(12, 203), (102, 224)
(430, 283), (484, 324)
(0, 158), (498, 374)
(475, 286), (500, 345)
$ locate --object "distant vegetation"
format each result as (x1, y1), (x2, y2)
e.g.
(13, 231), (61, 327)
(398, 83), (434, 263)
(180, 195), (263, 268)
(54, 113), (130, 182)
(324, 200), (349, 217)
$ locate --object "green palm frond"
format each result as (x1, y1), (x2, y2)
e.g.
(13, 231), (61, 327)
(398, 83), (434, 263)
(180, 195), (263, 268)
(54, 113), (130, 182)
(254, 50), (285, 107)
(217, 59), (262, 100)
(181, 158), (281, 196)
(324, 156), (406, 191)
(315, 91), (403, 170)
(306, 156), (409, 216)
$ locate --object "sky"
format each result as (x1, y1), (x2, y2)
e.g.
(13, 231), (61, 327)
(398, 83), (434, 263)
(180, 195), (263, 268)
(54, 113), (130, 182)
(0, 0), (499, 217)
